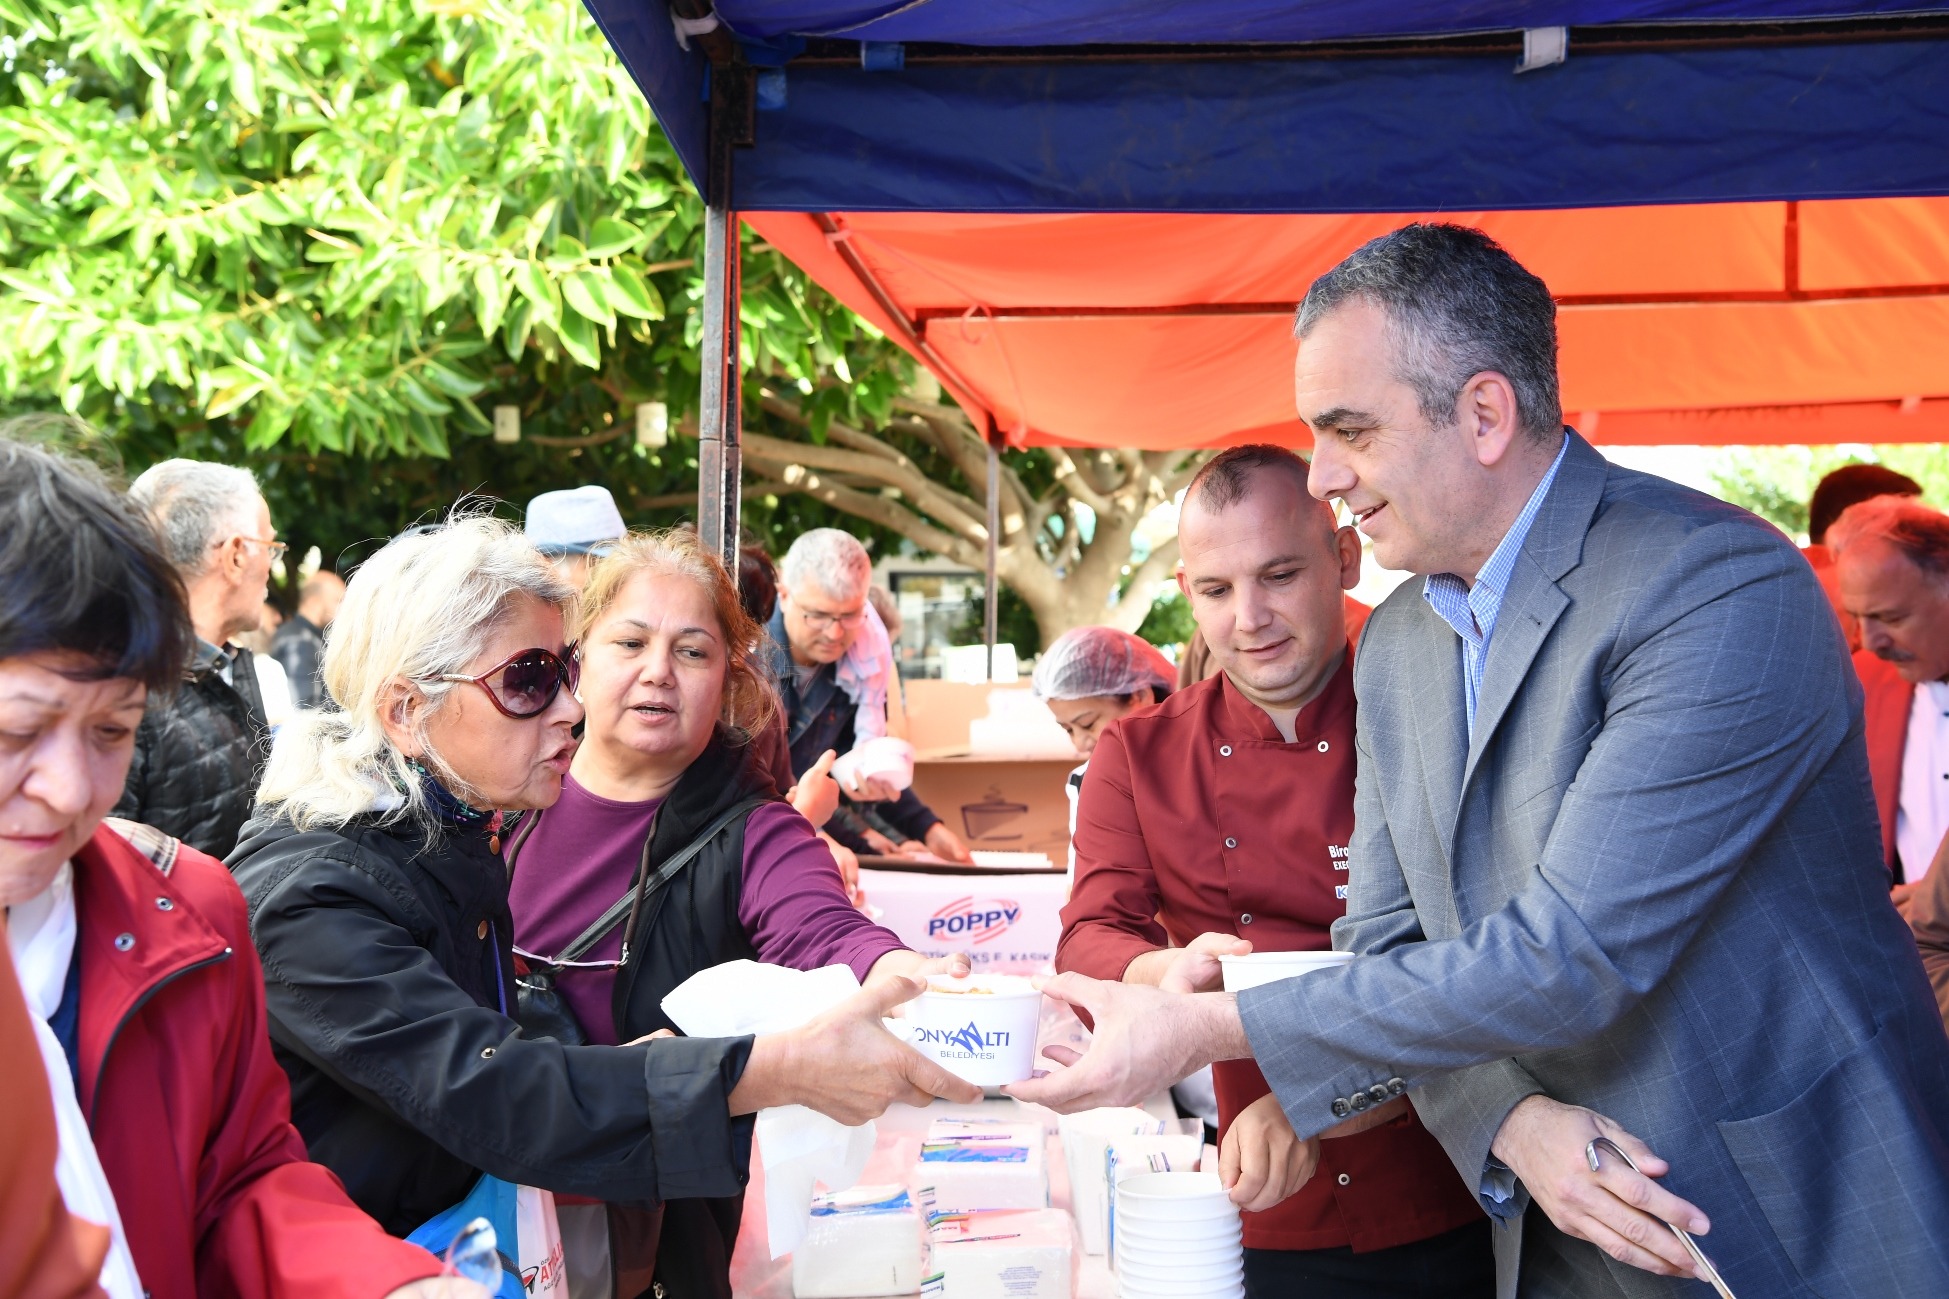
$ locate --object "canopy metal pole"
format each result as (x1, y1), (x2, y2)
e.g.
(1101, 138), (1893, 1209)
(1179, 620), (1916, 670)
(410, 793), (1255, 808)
(697, 205), (741, 571)
(697, 65), (752, 576)
(984, 428), (1000, 681)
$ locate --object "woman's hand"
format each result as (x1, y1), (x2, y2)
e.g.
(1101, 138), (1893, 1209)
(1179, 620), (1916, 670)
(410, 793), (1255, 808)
(867, 949), (972, 1006)
(787, 749), (841, 828)
(730, 975), (982, 1124)
(1219, 1093), (1318, 1212)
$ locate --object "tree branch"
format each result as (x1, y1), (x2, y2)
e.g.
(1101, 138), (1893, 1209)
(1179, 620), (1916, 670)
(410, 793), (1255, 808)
(768, 465), (983, 568)
(741, 430), (991, 542)
(1110, 534), (1183, 635)
(1047, 447), (1113, 516)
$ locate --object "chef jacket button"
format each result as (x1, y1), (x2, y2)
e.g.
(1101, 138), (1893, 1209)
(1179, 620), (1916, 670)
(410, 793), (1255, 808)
(480, 1046), (496, 1059)
(1386, 1077), (1407, 1095)
(155, 896), (174, 912)
(1331, 1098), (1350, 1118)
(1224, 837), (1237, 849)
(1240, 913), (1253, 925)
(477, 920), (489, 940)
(1317, 740), (1330, 753)
(114, 932), (136, 952)
(1367, 1084), (1391, 1104)
(1337, 1173), (1351, 1187)
(1219, 745), (1232, 757)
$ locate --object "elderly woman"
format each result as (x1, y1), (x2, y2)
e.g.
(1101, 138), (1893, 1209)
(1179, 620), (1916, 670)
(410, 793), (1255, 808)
(0, 436), (460, 1299)
(507, 529), (964, 1294)
(228, 518), (977, 1257)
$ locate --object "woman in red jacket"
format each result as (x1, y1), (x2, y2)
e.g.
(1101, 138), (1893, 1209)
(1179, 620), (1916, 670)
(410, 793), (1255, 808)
(0, 432), (474, 1299)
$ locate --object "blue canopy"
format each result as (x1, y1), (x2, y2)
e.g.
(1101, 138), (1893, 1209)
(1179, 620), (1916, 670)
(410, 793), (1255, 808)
(583, 2), (1949, 213)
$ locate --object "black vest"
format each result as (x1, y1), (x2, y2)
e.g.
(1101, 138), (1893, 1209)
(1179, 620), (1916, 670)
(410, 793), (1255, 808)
(602, 728), (780, 1042)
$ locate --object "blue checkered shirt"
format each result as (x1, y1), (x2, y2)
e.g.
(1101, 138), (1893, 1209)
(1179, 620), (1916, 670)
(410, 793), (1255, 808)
(1423, 435), (1569, 736)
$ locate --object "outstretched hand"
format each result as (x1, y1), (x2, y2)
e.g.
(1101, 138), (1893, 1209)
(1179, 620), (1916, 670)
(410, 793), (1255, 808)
(732, 975), (982, 1125)
(1492, 1095), (1712, 1281)
(1001, 971), (1248, 1113)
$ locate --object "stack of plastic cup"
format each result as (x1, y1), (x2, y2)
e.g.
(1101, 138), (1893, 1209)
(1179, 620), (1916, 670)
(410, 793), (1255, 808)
(1111, 1171), (1243, 1299)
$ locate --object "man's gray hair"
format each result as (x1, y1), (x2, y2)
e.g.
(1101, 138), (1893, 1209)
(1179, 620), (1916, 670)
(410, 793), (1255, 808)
(129, 458), (264, 576)
(780, 528), (872, 601)
(1827, 494), (1949, 582)
(1294, 223), (1562, 441)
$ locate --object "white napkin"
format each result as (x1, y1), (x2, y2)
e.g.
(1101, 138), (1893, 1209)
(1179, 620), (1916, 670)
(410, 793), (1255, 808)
(832, 736), (916, 794)
(661, 961), (876, 1256)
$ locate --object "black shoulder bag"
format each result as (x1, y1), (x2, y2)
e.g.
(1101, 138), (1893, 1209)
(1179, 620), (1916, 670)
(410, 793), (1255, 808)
(507, 796), (768, 1045)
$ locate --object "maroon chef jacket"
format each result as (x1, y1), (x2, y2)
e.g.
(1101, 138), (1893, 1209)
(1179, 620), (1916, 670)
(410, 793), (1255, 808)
(1057, 653), (1483, 1253)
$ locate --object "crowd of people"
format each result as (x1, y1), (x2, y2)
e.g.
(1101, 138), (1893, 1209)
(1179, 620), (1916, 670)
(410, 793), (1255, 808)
(4, 221), (1948, 1299)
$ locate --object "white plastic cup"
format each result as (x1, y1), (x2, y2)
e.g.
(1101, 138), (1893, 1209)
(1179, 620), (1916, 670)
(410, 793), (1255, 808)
(900, 974), (1042, 1085)
(1218, 949), (1355, 992)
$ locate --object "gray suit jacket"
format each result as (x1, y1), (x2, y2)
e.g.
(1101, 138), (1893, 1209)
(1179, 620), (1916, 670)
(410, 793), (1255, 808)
(1237, 435), (1949, 1298)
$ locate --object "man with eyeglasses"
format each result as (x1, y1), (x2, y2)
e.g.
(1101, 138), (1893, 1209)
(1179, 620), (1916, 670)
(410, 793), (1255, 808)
(112, 459), (281, 858)
(763, 529), (972, 863)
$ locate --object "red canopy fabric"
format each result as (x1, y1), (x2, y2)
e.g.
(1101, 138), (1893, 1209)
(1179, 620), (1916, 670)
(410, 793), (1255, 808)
(748, 200), (1949, 450)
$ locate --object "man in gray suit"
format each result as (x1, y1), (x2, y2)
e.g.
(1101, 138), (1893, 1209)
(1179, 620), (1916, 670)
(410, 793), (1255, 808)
(1008, 224), (1949, 1297)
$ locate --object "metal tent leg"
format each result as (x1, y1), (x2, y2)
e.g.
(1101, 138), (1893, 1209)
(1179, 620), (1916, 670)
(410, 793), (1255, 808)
(985, 435), (1000, 680)
(697, 201), (742, 573)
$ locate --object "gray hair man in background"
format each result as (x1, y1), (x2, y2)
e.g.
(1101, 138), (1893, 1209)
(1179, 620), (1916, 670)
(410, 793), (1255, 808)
(1009, 223), (1949, 1298)
(764, 528), (971, 862)
(112, 458), (279, 857)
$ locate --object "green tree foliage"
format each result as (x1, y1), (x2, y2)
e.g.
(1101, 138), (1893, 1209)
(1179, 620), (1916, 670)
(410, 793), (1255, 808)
(0, 0), (913, 568)
(1712, 445), (1949, 541)
(0, 0), (1193, 645)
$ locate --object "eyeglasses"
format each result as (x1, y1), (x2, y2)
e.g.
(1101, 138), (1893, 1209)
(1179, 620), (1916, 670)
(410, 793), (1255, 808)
(229, 535), (289, 563)
(428, 647), (579, 719)
(795, 603), (867, 632)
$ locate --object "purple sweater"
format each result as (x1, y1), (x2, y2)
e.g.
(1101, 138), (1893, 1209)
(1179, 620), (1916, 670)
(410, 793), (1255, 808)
(507, 775), (905, 1045)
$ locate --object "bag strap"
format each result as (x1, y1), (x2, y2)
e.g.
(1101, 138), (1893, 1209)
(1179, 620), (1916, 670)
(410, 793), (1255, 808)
(612, 795), (771, 966)
(530, 795), (770, 966)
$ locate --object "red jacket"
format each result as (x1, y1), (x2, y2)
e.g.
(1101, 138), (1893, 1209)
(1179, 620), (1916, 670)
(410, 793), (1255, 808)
(75, 822), (441, 1299)
(1854, 649), (1913, 877)
(1059, 659), (1482, 1253)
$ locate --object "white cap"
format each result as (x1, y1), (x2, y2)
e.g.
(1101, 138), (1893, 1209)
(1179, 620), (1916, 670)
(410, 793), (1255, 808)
(524, 485), (626, 555)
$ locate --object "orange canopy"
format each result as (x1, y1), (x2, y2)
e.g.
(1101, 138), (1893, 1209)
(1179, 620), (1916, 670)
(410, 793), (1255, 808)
(748, 199), (1949, 450)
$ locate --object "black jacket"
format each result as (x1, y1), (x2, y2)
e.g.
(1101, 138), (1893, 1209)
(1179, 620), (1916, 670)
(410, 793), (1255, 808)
(112, 641), (269, 859)
(269, 614), (328, 710)
(227, 794), (756, 1238)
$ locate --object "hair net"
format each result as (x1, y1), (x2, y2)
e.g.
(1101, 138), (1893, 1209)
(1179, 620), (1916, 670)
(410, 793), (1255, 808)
(1032, 626), (1176, 702)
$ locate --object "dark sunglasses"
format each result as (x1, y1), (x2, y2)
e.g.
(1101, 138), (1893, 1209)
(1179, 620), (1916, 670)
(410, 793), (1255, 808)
(429, 647), (579, 719)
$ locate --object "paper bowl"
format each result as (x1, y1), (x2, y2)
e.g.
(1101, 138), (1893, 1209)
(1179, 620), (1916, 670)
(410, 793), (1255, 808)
(899, 974), (1042, 1086)
(1218, 949), (1355, 992)
(1115, 1171), (1233, 1204)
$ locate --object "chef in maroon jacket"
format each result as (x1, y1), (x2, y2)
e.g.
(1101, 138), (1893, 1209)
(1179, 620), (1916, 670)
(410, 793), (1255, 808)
(1057, 445), (1490, 1298)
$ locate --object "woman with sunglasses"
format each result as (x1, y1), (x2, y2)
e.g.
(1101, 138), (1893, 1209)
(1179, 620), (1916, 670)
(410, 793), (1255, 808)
(227, 516), (979, 1258)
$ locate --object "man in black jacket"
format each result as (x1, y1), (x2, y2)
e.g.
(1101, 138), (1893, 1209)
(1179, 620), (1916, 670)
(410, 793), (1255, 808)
(270, 570), (345, 709)
(113, 459), (277, 858)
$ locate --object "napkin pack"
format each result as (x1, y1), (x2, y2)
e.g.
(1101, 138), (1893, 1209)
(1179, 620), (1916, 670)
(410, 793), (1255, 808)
(791, 1185), (926, 1299)
(914, 1117), (1048, 1212)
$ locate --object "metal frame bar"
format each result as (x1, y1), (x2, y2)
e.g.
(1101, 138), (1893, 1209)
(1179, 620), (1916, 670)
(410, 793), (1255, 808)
(984, 427), (1000, 680)
(697, 66), (754, 574)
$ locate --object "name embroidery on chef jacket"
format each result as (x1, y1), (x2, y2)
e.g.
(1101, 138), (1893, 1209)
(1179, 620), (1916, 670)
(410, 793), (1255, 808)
(1330, 843), (1350, 901)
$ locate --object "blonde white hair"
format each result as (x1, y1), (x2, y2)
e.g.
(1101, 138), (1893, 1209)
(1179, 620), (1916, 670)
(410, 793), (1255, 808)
(256, 513), (574, 830)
